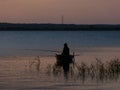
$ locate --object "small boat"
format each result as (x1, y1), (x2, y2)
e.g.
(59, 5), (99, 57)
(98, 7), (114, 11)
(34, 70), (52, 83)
(56, 54), (74, 66)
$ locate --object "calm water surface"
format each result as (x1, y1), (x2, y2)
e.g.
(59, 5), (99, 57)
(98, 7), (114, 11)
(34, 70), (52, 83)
(0, 31), (120, 56)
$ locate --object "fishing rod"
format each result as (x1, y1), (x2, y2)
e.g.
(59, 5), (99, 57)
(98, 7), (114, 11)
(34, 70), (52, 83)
(23, 49), (81, 57)
(17, 48), (90, 55)
(23, 49), (61, 53)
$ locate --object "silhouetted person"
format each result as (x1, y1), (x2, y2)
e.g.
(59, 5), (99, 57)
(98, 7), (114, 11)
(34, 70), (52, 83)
(62, 43), (70, 56)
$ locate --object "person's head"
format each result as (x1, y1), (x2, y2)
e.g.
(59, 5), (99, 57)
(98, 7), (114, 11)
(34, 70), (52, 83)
(64, 43), (68, 47)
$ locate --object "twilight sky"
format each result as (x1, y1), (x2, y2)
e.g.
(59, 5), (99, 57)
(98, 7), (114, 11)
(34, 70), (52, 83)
(0, 0), (120, 24)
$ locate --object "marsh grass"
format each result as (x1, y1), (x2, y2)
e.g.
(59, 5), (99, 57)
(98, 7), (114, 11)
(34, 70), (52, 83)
(45, 58), (120, 83)
(27, 56), (120, 82)
(28, 56), (41, 72)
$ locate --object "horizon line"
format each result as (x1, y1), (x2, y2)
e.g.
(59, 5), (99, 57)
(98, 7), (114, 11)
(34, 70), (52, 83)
(0, 22), (120, 25)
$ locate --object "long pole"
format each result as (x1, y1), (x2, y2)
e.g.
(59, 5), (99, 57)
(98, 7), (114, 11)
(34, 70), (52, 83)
(62, 15), (64, 24)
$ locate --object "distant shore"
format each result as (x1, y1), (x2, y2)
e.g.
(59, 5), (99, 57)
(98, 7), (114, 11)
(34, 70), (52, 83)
(0, 23), (120, 31)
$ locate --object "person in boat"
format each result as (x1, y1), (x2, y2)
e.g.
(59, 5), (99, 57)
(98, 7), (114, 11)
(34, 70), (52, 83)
(55, 43), (74, 79)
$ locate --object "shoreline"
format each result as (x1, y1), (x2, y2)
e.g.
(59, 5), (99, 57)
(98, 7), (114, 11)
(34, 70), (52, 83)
(0, 23), (120, 31)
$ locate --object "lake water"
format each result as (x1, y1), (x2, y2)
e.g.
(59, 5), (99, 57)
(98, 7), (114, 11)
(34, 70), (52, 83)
(0, 31), (120, 56)
(0, 31), (120, 89)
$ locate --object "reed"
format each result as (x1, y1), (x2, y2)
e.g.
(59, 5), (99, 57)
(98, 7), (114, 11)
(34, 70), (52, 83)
(28, 56), (120, 82)
(46, 58), (120, 82)
(28, 56), (41, 72)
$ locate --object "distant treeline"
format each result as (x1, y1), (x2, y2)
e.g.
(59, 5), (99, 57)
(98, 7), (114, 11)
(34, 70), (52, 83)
(0, 23), (120, 31)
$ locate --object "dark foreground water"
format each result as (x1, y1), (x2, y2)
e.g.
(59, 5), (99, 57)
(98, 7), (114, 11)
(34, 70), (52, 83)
(0, 31), (120, 89)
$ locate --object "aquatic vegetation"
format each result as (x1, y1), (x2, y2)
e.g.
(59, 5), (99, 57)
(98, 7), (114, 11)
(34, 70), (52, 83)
(28, 56), (41, 72)
(27, 56), (120, 83)
(46, 64), (52, 75)
(45, 58), (120, 83)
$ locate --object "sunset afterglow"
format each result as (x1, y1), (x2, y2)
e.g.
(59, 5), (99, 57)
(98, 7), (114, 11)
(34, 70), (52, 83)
(0, 0), (120, 24)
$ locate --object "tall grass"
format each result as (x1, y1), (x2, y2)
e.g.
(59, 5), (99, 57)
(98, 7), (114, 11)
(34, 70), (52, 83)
(27, 56), (120, 82)
(46, 58), (120, 82)
(28, 56), (41, 72)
